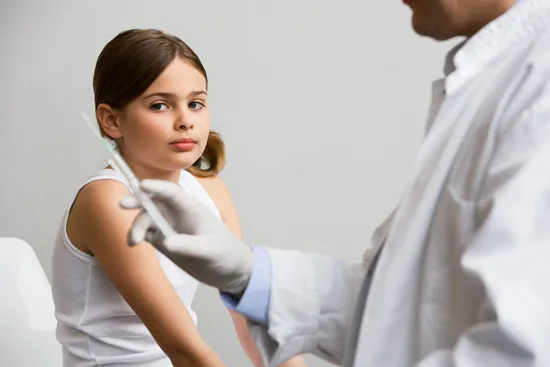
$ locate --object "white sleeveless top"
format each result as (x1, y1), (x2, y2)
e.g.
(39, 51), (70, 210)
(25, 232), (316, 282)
(51, 169), (221, 367)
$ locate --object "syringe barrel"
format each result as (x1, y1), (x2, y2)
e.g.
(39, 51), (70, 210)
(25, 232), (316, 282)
(108, 154), (176, 238)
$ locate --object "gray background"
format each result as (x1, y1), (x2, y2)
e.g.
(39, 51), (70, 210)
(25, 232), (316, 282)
(0, 0), (452, 365)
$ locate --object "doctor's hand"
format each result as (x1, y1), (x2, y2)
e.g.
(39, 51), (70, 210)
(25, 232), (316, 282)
(120, 179), (253, 296)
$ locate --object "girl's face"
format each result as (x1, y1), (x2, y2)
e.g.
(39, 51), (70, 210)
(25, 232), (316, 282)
(102, 57), (210, 174)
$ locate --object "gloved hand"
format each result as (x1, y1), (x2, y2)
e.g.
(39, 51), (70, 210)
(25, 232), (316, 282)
(120, 179), (253, 296)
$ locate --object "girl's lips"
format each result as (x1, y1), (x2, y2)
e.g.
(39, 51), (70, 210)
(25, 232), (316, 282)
(170, 141), (196, 152)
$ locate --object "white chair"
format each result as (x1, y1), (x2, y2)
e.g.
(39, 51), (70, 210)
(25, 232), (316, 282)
(0, 237), (62, 367)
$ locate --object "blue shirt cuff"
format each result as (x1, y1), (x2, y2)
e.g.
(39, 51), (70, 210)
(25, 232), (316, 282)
(220, 245), (271, 325)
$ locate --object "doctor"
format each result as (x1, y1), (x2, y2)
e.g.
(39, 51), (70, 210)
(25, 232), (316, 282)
(121, 0), (550, 365)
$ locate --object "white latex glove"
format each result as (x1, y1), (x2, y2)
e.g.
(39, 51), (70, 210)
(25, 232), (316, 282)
(120, 179), (253, 296)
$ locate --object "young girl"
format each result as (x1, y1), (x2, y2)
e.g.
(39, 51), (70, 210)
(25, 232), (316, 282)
(50, 29), (306, 367)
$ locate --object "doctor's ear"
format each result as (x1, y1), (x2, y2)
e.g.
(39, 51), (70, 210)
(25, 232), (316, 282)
(96, 103), (122, 139)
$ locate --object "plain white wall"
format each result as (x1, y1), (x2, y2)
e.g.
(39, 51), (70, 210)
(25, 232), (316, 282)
(0, 0), (453, 365)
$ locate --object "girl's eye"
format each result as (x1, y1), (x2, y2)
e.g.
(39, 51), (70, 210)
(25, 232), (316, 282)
(151, 103), (168, 111)
(189, 101), (205, 110)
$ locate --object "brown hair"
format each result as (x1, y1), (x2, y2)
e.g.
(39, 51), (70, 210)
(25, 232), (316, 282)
(92, 28), (224, 177)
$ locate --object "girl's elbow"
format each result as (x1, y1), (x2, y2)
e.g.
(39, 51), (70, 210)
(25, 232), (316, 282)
(165, 342), (225, 367)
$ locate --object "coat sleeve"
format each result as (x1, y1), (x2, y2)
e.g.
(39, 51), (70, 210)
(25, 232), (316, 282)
(246, 249), (365, 366)
(247, 211), (395, 367)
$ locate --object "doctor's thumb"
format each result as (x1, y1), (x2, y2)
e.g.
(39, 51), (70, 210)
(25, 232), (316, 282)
(127, 211), (157, 247)
(120, 195), (140, 210)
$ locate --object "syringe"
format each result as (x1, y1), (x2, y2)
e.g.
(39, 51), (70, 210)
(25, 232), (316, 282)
(81, 112), (176, 238)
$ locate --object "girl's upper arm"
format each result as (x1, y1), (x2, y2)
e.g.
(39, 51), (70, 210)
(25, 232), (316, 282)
(69, 180), (219, 364)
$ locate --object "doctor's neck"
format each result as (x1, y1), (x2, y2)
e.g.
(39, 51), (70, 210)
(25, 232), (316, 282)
(411, 0), (520, 41)
(460, 0), (520, 38)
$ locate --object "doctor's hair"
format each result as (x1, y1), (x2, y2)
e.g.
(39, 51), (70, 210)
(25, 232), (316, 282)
(92, 28), (225, 177)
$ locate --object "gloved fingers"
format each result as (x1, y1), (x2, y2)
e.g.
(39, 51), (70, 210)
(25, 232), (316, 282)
(140, 180), (206, 215)
(120, 195), (140, 210)
(151, 233), (197, 260)
(163, 233), (210, 258)
(128, 211), (155, 247)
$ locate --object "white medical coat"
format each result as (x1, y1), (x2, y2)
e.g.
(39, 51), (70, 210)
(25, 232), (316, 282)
(248, 0), (550, 365)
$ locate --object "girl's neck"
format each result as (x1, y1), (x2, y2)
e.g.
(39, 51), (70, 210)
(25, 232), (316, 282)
(109, 150), (181, 184)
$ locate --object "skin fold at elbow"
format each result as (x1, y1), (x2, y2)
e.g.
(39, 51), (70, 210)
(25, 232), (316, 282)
(165, 342), (226, 367)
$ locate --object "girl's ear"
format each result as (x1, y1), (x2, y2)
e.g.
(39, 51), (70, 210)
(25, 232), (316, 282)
(96, 103), (122, 139)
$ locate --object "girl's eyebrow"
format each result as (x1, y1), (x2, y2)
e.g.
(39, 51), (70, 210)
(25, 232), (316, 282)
(143, 91), (207, 100)
(188, 90), (207, 98)
(142, 92), (177, 100)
